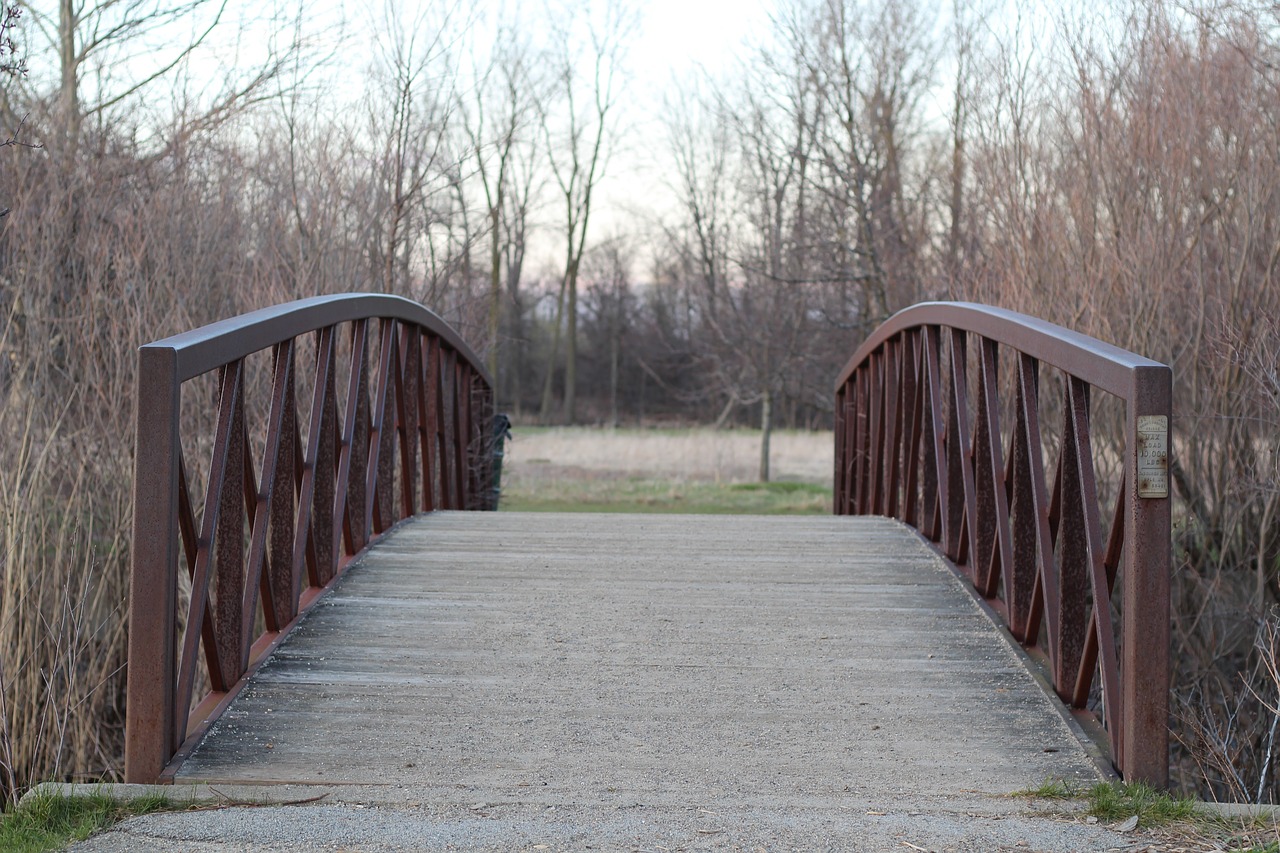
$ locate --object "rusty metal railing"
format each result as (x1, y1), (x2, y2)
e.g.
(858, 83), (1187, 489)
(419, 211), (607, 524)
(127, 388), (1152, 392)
(834, 302), (1171, 786)
(125, 294), (496, 783)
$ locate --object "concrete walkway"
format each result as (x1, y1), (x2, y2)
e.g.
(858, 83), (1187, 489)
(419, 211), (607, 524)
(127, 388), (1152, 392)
(72, 512), (1153, 851)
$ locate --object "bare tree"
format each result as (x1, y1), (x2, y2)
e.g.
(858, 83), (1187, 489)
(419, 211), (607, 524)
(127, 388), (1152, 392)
(536, 0), (632, 424)
(19, 0), (294, 147)
(580, 237), (634, 427)
(802, 0), (938, 318)
(665, 16), (825, 481)
(463, 16), (541, 384)
(365, 2), (457, 300)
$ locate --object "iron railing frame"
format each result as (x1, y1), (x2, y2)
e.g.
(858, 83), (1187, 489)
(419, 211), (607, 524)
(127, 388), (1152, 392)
(125, 294), (496, 783)
(834, 301), (1171, 786)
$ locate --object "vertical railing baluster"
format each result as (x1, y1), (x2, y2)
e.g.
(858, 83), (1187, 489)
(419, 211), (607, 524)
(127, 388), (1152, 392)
(867, 353), (884, 514)
(308, 328), (338, 587)
(216, 361), (247, 687)
(398, 326), (420, 519)
(420, 333), (437, 512)
(834, 383), (847, 515)
(1056, 377), (1089, 703)
(434, 340), (452, 510)
(945, 331), (971, 566)
(1064, 377), (1123, 760)
(922, 326), (946, 544)
(885, 337), (903, 519)
(1009, 353), (1056, 647)
(240, 341), (295, 656)
(367, 318), (397, 536)
(842, 387), (856, 515)
(336, 320), (369, 556)
(451, 353), (466, 510)
(172, 360), (242, 754)
(854, 369), (869, 514)
(902, 330), (923, 526)
(460, 361), (474, 509)
(973, 337), (1012, 599)
(269, 341), (298, 631)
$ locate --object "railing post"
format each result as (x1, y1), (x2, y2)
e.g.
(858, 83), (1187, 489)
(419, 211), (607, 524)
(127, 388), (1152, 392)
(833, 383), (847, 514)
(1122, 363), (1172, 786)
(125, 346), (181, 782)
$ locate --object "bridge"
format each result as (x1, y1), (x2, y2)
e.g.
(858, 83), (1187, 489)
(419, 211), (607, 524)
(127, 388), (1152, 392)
(118, 294), (1172, 846)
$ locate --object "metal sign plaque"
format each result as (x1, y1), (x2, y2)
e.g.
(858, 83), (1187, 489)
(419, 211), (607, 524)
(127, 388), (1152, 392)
(1136, 415), (1169, 499)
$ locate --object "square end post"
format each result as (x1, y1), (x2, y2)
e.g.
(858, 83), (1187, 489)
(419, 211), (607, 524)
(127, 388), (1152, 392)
(1122, 363), (1172, 787)
(124, 346), (181, 783)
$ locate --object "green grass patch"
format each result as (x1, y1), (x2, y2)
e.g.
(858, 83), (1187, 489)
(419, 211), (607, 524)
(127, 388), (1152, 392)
(1012, 779), (1196, 821)
(0, 791), (174, 852)
(501, 478), (831, 515)
(727, 481), (828, 495)
(1012, 779), (1232, 837)
(1085, 781), (1197, 824)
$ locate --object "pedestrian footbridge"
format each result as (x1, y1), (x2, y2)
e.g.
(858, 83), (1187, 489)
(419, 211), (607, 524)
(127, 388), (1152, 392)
(121, 296), (1172, 834)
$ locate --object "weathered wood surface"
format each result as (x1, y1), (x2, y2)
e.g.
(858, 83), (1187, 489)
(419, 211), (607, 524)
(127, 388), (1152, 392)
(175, 511), (1104, 801)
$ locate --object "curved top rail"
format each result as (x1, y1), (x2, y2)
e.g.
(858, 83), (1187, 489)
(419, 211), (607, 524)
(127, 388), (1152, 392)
(836, 302), (1166, 397)
(146, 293), (493, 387)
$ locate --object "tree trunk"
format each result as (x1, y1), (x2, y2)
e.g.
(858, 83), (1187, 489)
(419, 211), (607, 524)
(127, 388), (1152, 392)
(58, 0), (81, 144)
(538, 278), (567, 423)
(562, 265), (578, 424)
(488, 203), (501, 379)
(609, 314), (619, 428)
(947, 50), (965, 281)
(759, 389), (772, 483)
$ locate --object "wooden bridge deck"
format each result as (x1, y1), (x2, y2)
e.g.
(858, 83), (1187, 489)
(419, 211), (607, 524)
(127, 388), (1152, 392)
(175, 511), (1106, 806)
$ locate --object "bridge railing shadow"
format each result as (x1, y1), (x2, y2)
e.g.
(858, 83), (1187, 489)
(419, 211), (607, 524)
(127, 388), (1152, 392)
(835, 302), (1172, 786)
(125, 294), (497, 783)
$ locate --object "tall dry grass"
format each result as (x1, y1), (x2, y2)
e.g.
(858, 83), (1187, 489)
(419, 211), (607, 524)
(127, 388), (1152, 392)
(0, 368), (129, 807)
(504, 426), (833, 485)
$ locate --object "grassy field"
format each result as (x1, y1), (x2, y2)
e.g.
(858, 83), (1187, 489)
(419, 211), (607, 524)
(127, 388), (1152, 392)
(498, 426), (833, 514)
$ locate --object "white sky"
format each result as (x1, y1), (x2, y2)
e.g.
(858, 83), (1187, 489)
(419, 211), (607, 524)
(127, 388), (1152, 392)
(629, 0), (771, 79)
(595, 0), (773, 247)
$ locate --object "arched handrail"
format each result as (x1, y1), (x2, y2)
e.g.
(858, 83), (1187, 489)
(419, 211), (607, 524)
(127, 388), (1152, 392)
(834, 301), (1171, 786)
(126, 294), (497, 782)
